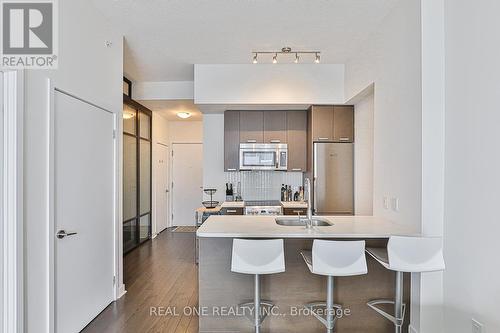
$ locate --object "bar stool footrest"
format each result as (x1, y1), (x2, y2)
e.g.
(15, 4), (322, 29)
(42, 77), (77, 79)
(305, 302), (342, 330)
(238, 300), (275, 326)
(367, 299), (406, 327)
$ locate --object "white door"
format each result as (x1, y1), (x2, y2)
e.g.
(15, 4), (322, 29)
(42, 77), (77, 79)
(155, 143), (169, 233)
(54, 91), (114, 333)
(172, 143), (203, 226)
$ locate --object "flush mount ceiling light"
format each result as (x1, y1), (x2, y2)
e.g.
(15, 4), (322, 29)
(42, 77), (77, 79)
(252, 47), (321, 64)
(123, 111), (135, 119)
(177, 112), (191, 119)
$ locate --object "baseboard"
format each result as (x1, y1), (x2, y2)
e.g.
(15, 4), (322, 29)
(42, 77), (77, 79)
(118, 284), (127, 299)
(409, 325), (418, 333)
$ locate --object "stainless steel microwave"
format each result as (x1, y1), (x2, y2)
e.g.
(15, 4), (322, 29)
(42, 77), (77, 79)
(239, 143), (288, 171)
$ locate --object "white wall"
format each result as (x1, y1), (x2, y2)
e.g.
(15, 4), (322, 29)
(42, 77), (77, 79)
(202, 114), (226, 202)
(169, 121), (203, 143)
(354, 92), (374, 215)
(23, 1), (123, 332)
(194, 64), (345, 105)
(344, 0), (422, 228)
(134, 81), (194, 100)
(443, 0), (500, 331)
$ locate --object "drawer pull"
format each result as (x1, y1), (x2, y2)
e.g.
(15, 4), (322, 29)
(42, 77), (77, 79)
(293, 210), (305, 213)
(318, 137), (330, 141)
(270, 139), (281, 143)
(227, 168), (237, 171)
(291, 168), (302, 171)
(226, 209), (237, 213)
(339, 137), (350, 141)
(246, 139), (257, 143)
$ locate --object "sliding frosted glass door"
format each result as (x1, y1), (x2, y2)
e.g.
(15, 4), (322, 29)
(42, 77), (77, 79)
(123, 97), (152, 253)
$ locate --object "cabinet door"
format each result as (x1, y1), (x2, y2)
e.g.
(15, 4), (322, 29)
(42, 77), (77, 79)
(264, 111), (287, 143)
(240, 111), (264, 143)
(311, 105), (334, 141)
(333, 106), (354, 142)
(287, 111), (307, 172)
(283, 208), (307, 216)
(221, 207), (244, 215)
(224, 111), (240, 171)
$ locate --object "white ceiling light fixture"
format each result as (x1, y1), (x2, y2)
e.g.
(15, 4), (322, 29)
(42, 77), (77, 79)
(252, 47), (321, 64)
(123, 111), (135, 119)
(176, 112), (192, 119)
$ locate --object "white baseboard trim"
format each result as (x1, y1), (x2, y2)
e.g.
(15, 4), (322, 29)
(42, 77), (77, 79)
(118, 284), (127, 299)
(409, 325), (418, 333)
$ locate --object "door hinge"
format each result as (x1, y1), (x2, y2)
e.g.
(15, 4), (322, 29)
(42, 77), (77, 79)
(113, 276), (116, 285)
(171, 214), (174, 220)
(112, 129), (116, 139)
(171, 150), (174, 157)
(172, 181), (174, 189)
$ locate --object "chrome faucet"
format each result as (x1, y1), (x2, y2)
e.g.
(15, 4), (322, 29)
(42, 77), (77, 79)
(305, 178), (313, 229)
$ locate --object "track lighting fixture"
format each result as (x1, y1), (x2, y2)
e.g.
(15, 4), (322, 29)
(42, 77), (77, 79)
(251, 47), (321, 64)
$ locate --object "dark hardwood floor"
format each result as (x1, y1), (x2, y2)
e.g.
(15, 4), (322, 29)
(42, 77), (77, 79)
(82, 229), (199, 333)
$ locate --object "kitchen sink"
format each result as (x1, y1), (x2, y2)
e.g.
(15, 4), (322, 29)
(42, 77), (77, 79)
(275, 217), (332, 227)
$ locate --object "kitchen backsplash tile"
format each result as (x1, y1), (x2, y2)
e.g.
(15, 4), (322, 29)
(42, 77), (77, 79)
(225, 171), (303, 201)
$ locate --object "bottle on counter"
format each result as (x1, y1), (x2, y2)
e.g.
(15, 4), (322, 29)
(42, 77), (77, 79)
(287, 185), (293, 201)
(225, 183), (234, 201)
(281, 184), (286, 201)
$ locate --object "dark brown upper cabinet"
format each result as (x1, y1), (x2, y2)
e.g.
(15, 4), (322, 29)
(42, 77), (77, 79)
(309, 105), (354, 142)
(240, 111), (264, 143)
(333, 106), (354, 142)
(310, 105), (334, 141)
(224, 111), (240, 171)
(263, 111), (287, 143)
(286, 111), (307, 172)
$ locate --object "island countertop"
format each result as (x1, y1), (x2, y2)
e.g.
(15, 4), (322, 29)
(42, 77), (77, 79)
(196, 215), (419, 238)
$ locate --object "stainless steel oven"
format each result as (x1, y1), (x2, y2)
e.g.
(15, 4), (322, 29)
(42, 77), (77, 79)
(239, 143), (288, 171)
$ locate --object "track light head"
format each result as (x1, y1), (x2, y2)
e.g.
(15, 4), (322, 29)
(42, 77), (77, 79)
(315, 53), (320, 64)
(272, 53), (278, 64)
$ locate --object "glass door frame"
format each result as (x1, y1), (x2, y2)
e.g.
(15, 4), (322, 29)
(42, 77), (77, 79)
(123, 94), (152, 254)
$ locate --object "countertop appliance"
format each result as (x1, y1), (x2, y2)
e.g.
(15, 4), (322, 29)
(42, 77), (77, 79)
(239, 143), (288, 171)
(313, 142), (354, 215)
(245, 200), (282, 215)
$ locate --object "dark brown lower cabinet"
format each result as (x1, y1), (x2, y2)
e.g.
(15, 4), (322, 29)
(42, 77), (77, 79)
(220, 207), (245, 215)
(283, 207), (308, 215)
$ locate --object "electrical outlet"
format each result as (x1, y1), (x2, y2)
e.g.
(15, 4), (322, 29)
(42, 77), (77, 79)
(472, 319), (483, 333)
(391, 197), (400, 212)
(383, 196), (390, 210)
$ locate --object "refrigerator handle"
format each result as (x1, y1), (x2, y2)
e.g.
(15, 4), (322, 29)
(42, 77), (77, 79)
(313, 143), (317, 214)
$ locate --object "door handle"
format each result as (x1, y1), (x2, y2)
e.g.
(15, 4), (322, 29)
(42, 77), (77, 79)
(166, 189), (169, 193)
(56, 230), (77, 239)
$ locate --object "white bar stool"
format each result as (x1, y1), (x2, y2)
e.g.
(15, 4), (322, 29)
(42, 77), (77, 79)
(366, 236), (445, 333)
(231, 238), (285, 333)
(300, 240), (368, 333)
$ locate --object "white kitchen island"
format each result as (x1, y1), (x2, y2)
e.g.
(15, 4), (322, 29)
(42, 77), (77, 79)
(196, 215), (419, 333)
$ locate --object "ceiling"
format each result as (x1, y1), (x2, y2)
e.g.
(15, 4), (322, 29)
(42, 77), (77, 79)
(92, 0), (400, 82)
(140, 99), (203, 121)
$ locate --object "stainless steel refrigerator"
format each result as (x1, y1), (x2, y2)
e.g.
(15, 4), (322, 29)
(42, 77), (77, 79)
(313, 142), (354, 215)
